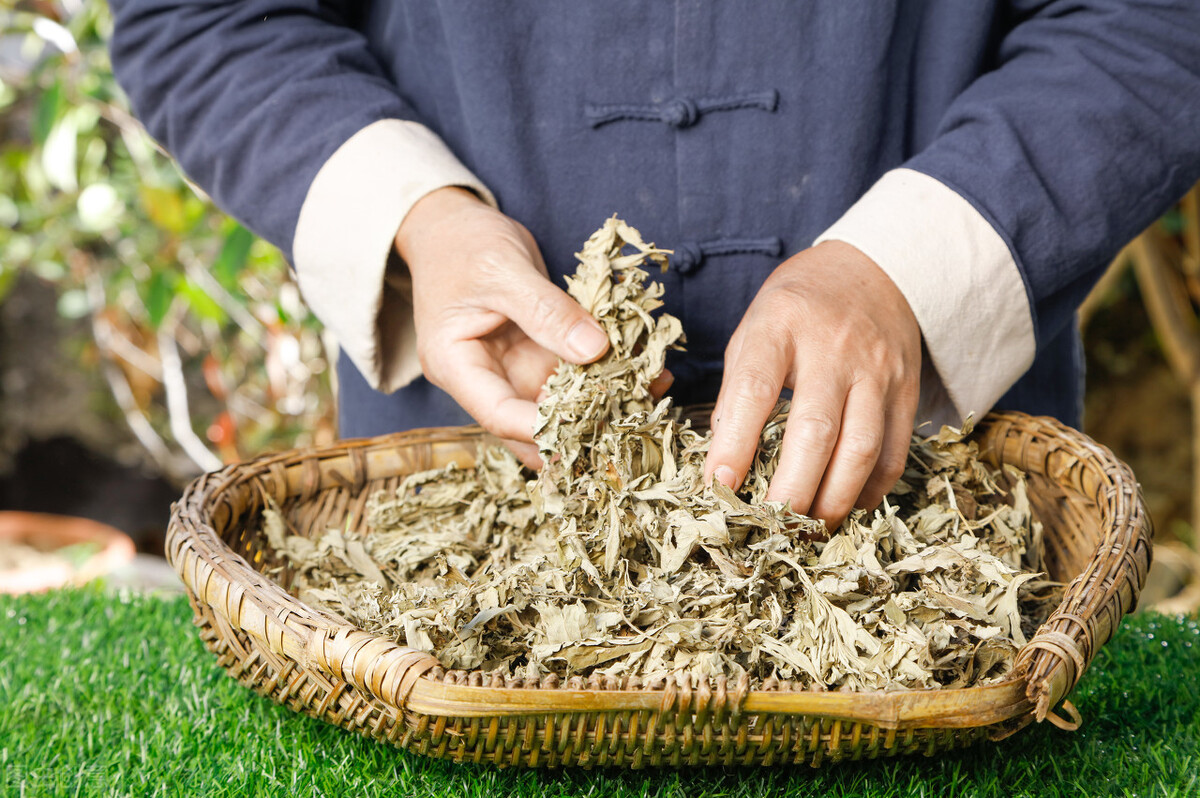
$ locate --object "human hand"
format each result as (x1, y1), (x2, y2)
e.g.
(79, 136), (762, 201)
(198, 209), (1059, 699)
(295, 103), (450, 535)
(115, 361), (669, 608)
(394, 187), (608, 466)
(703, 240), (921, 527)
(396, 188), (671, 468)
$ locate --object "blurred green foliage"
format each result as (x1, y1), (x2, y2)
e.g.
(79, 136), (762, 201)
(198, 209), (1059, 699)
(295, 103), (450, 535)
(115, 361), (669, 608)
(0, 1), (335, 475)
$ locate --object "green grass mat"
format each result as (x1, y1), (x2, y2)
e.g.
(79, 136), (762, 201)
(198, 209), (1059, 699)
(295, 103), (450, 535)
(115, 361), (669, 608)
(0, 587), (1196, 798)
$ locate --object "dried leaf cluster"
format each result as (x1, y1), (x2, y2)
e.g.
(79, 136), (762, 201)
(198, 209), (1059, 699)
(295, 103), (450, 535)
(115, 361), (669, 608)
(265, 218), (1059, 691)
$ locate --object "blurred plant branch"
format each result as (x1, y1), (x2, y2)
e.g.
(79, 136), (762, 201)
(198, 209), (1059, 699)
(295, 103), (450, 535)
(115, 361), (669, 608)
(1, 0), (335, 480)
(1082, 183), (1200, 539)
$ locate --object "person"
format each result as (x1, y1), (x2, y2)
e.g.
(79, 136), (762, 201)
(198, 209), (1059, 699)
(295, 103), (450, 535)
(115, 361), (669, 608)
(108, 2), (1200, 525)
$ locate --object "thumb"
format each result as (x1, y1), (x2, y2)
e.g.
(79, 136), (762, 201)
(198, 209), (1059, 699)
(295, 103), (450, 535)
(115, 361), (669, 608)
(502, 275), (610, 364)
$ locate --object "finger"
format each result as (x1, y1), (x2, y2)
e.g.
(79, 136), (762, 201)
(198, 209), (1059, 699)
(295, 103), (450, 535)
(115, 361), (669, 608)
(854, 386), (919, 512)
(500, 437), (543, 470)
(763, 371), (851, 514)
(806, 382), (887, 527)
(704, 342), (790, 490)
(710, 325), (753, 434)
(497, 334), (561, 400)
(432, 340), (540, 442)
(649, 368), (674, 400)
(496, 272), (610, 365)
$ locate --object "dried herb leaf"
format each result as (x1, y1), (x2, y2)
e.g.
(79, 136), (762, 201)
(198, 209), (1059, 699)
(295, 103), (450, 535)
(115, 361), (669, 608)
(265, 217), (1060, 692)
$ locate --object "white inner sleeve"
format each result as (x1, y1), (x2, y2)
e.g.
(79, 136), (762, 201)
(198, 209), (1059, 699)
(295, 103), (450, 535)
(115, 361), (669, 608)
(814, 168), (1035, 428)
(292, 119), (497, 393)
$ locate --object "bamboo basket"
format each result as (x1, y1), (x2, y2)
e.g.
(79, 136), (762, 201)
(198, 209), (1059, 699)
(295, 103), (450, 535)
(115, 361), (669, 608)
(165, 411), (1150, 768)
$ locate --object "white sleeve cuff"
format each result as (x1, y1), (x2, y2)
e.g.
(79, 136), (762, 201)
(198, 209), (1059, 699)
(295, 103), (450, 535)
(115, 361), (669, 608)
(813, 168), (1035, 428)
(292, 119), (497, 393)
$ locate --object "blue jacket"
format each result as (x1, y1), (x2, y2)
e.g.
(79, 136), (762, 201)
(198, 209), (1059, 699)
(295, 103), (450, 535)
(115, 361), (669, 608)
(108, 1), (1200, 437)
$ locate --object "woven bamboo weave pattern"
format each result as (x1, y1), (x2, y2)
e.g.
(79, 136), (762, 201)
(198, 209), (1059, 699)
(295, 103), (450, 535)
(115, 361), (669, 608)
(165, 411), (1151, 767)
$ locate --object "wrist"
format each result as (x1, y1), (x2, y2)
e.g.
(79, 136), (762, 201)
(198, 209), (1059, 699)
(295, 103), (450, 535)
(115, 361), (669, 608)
(813, 240), (918, 325)
(394, 186), (485, 262)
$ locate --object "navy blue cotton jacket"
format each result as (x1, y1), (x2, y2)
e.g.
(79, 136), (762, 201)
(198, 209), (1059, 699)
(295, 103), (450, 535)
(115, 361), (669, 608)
(107, 1), (1200, 437)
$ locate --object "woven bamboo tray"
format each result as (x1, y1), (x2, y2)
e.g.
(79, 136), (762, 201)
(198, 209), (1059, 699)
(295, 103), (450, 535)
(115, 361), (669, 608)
(166, 411), (1150, 768)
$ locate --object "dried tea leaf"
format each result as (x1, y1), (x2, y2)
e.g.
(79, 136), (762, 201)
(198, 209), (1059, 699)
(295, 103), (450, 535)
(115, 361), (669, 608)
(266, 217), (1061, 692)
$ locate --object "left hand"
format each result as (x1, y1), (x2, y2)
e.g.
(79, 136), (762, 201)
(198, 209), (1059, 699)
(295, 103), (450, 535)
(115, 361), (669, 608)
(703, 240), (922, 527)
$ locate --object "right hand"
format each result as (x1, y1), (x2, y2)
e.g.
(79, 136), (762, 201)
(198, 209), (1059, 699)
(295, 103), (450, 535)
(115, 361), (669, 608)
(395, 187), (614, 467)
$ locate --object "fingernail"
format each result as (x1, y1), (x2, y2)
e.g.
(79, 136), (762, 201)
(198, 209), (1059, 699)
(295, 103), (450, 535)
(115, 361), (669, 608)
(566, 321), (609, 360)
(713, 465), (737, 489)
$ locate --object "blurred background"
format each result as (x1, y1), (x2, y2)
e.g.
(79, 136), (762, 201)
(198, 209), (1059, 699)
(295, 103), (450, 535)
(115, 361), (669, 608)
(0, 0), (1196, 607)
(1, 0), (335, 591)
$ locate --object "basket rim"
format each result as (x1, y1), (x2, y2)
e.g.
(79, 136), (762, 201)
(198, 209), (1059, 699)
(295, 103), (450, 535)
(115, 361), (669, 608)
(166, 410), (1150, 733)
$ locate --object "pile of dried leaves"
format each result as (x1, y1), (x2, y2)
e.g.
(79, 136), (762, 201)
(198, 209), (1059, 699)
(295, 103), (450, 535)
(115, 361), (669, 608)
(265, 218), (1060, 691)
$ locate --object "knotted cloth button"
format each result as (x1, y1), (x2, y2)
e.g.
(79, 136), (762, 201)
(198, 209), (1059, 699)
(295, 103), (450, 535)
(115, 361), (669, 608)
(661, 97), (700, 128)
(671, 242), (704, 275)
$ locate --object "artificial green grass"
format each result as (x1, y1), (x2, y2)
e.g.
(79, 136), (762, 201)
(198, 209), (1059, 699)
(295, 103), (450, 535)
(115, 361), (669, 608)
(0, 587), (1196, 798)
